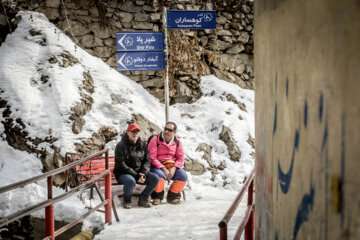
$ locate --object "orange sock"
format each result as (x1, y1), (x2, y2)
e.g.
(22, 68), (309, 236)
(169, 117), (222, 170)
(169, 180), (186, 194)
(154, 178), (165, 193)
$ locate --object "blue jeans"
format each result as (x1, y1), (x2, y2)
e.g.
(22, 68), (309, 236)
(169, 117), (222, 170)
(116, 172), (159, 202)
(151, 167), (188, 181)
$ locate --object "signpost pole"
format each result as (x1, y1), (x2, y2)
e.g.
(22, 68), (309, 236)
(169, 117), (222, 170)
(163, 7), (169, 123)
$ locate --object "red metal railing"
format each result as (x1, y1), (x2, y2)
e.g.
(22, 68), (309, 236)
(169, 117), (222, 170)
(0, 149), (112, 239)
(219, 168), (255, 240)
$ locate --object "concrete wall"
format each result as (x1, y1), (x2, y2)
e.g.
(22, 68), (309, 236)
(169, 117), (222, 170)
(254, 0), (360, 239)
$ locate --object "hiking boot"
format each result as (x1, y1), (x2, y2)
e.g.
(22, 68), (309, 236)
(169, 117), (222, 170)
(167, 198), (181, 204)
(123, 200), (131, 209)
(167, 190), (181, 205)
(138, 197), (152, 208)
(152, 198), (161, 205)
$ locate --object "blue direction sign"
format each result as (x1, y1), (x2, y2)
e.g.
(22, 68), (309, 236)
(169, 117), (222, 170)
(167, 10), (216, 29)
(117, 52), (165, 71)
(116, 32), (165, 52)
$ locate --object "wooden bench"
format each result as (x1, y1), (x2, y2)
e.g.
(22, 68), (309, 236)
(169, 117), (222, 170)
(66, 153), (186, 219)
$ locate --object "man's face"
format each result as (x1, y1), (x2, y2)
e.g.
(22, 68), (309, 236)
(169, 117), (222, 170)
(127, 130), (140, 143)
(163, 123), (176, 141)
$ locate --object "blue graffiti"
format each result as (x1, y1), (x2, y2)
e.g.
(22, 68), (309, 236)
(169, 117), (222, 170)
(293, 183), (315, 239)
(304, 100), (308, 128)
(278, 130), (300, 194)
(273, 103), (277, 137)
(286, 77), (289, 97)
(319, 92), (323, 122)
(321, 117), (328, 153)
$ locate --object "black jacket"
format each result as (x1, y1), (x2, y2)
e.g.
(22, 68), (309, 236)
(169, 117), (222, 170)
(113, 134), (150, 180)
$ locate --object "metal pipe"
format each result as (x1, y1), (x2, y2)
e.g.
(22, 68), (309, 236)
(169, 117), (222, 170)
(0, 170), (109, 228)
(219, 169), (255, 227)
(0, 149), (108, 194)
(233, 205), (253, 240)
(163, 6), (169, 122)
(104, 151), (112, 224)
(45, 176), (54, 239)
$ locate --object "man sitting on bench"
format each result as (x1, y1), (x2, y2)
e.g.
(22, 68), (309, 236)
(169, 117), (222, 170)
(113, 123), (159, 209)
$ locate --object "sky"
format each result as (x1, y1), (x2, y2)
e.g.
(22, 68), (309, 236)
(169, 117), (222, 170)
(0, 11), (254, 239)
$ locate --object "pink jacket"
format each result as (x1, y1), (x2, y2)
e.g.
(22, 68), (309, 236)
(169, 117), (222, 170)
(148, 133), (184, 169)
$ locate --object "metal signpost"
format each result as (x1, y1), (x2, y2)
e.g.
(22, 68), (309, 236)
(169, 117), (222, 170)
(163, 9), (216, 122)
(116, 10), (216, 123)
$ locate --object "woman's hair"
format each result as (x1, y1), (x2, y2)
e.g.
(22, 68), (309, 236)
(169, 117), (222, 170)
(166, 121), (177, 131)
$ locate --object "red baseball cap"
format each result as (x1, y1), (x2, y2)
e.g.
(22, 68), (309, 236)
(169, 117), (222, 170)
(127, 123), (140, 131)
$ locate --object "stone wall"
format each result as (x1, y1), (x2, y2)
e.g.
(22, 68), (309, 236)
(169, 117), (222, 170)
(254, 0), (360, 239)
(2, 0), (254, 103)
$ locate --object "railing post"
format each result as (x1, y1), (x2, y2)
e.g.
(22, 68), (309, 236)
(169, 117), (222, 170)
(45, 176), (55, 239)
(104, 150), (112, 224)
(220, 226), (227, 240)
(245, 180), (254, 240)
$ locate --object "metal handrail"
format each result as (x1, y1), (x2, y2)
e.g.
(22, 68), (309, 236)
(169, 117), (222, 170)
(0, 149), (108, 194)
(0, 148), (112, 239)
(219, 168), (255, 240)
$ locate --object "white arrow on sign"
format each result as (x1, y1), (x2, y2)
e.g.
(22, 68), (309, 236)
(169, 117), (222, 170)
(117, 53), (127, 70)
(118, 33), (127, 50)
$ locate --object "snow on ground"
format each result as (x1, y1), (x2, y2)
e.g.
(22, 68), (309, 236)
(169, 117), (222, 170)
(0, 11), (254, 239)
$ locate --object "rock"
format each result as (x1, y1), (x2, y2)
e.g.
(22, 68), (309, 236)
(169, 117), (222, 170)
(230, 22), (243, 30)
(36, 8), (59, 20)
(174, 82), (192, 103)
(216, 15), (227, 25)
(134, 13), (148, 22)
(238, 31), (249, 43)
(221, 36), (233, 43)
(208, 39), (231, 51)
(0, 14), (6, 27)
(199, 36), (208, 46)
(46, 0), (60, 8)
(226, 44), (245, 54)
(59, 20), (90, 36)
(83, 72), (94, 94)
(72, 116), (85, 134)
(136, 1), (146, 5)
(104, 38), (115, 47)
(132, 114), (161, 141)
(115, 11), (133, 23)
(90, 22), (112, 39)
(235, 64), (246, 74)
(196, 143), (214, 168)
(98, 126), (118, 142)
(206, 52), (252, 71)
(212, 67), (249, 89)
(217, 29), (233, 36)
(139, 78), (163, 88)
(247, 135), (255, 149)
(241, 4), (251, 14)
(60, 51), (79, 67)
(225, 93), (248, 112)
(184, 158), (206, 175)
(94, 46), (112, 57)
(132, 22), (154, 30)
(220, 126), (241, 162)
(143, 5), (159, 12)
(150, 13), (161, 22)
(119, 0), (141, 13)
(79, 34), (96, 48)
(89, 7), (99, 17)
